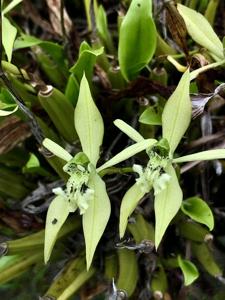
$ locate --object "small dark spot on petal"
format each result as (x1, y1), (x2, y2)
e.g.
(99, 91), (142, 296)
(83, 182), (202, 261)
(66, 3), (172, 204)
(52, 218), (58, 225)
(137, 3), (141, 7)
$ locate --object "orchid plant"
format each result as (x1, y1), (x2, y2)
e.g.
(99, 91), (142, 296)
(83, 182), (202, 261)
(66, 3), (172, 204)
(115, 69), (225, 249)
(43, 73), (157, 269)
(44, 69), (225, 271)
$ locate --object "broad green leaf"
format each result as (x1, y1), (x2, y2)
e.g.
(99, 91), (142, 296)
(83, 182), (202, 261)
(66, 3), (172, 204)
(177, 4), (224, 59)
(2, 16), (17, 62)
(96, 138), (157, 172)
(22, 153), (50, 176)
(44, 195), (70, 263)
(74, 74), (104, 166)
(181, 197), (214, 230)
(66, 41), (102, 105)
(114, 119), (144, 142)
(173, 149), (225, 163)
(119, 183), (145, 238)
(178, 256), (199, 286)
(83, 173), (111, 269)
(14, 36), (69, 79)
(139, 106), (162, 125)
(154, 164), (182, 249)
(96, 5), (114, 53)
(15, 37), (69, 78)
(70, 42), (104, 84)
(42, 138), (73, 162)
(25, 153), (40, 169)
(39, 42), (68, 75)
(162, 69), (191, 155)
(2, 0), (22, 14)
(118, 0), (156, 81)
(14, 34), (42, 49)
(0, 105), (18, 116)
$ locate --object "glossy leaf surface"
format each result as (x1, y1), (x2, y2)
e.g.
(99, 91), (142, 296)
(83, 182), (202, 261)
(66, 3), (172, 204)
(118, 0), (156, 81)
(181, 197), (214, 231)
(70, 42), (104, 84)
(178, 256), (199, 286)
(139, 106), (162, 125)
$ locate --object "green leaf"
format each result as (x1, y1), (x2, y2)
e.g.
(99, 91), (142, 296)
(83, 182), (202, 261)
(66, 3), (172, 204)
(83, 173), (111, 269)
(0, 105), (18, 116)
(44, 195), (70, 263)
(84, 0), (92, 31)
(96, 5), (114, 53)
(178, 256), (199, 286)
(173, 149), (225, 163)
(96, 138), (157, 172)
(14, 34), (42, 49)
(162, 69), (191, 155)
(2, 16), (17, 62)
(24, 153), (40, 169)
(2, 0), (22, 14)
(70, 42), (104, 84)
(74, 74), (104, 166)
(119, 183), (145, 238)
(181, 197), (214, 231)
(42, 138), (73, 162)
(15, 37), (68, 78)
(114, 119), (144, 142)
(139, 106), (162, 125)
(118, 0), (156, 81)
(154, 164), (182, 249)
(177, 4), (224, 59)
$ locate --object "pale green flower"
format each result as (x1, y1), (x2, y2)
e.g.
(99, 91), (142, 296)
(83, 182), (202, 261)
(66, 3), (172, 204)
(133, 140), (171, 195)
(52, 155), (95, 215)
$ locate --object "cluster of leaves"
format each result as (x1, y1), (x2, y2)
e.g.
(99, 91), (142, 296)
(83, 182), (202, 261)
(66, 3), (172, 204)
(1, 0), (225, 299)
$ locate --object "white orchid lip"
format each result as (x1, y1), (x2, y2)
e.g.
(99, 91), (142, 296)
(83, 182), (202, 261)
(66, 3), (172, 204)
(52, 159), (94, 215)
(133, 150), (171, 195)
